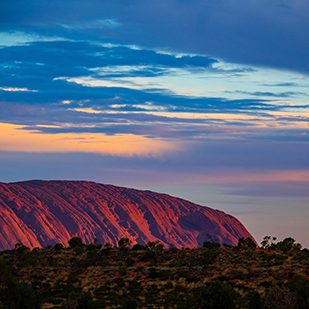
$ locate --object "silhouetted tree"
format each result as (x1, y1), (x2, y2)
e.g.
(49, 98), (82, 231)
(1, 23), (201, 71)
(54, 243), (64, 251)
(203, 240), (221, 249)
(14, 242), (30, 254)
(68, 237), (83, 248)
(276, 237), (302, 253)
(261, 236), (277, 249)
(297, 248), (309, 261)
(118, 238), (131, 250)
(237, 237), (257, 249)
(147, 241), (164, 253)
(132, 244), (146, 251)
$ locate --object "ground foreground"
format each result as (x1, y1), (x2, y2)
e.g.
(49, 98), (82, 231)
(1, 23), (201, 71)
(0, 237), (308, 309)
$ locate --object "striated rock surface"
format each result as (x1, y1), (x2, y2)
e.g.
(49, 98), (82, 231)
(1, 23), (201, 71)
(0, 180), (255, 250)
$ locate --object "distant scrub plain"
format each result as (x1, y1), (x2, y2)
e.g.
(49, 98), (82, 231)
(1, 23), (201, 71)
(0, 236), (308, 308)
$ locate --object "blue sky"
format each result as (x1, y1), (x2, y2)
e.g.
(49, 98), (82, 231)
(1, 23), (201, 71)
(0, 0), (308, 246)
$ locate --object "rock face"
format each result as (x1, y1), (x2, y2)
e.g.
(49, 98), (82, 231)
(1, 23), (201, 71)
(0, 180), (255, 250)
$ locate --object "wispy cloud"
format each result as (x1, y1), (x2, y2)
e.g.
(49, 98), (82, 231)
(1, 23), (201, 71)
(0, 31), (67, 47)
(227, 90), (306, 99)
(61, 18), (121, 30)
(0, 87), (38, 92)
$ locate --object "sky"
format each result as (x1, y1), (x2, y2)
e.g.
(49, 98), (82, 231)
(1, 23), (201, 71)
(0, 0), (308, 247)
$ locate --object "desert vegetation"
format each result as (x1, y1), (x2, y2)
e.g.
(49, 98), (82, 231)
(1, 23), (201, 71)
(0, 236), (308, 308)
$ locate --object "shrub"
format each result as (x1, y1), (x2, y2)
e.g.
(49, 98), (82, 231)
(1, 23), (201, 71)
(118, 238), (131, 250)
(275, 237), (302, 253)
(14, 242), (31, 254)
(62, 293), (96, 309)
(0, 257), (41, 308)
(125, 256), (135, 266)
(287, 274), (309, 309)
(100, 243), (112, 256)
(189, 281), (239, 309)
(146, 241), (164, 252)
(296, 248), (309, 261)
(203, 241), (221, 249)
(203, 248), (219, 265)
(264, 285), (297, 309)
(261, 236), (277, 249)
(247, 291), (263, 309)
(132, 244), (146, 251)
(68, 237), (83, 248)
(54, 243), (64, 251)
(237, 237), (257, 249)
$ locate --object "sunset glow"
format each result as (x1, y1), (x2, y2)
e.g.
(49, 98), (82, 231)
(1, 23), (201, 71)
(0, 123), (177, 156)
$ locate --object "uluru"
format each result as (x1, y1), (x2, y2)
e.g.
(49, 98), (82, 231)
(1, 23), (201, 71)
(0, 180), (255, 250)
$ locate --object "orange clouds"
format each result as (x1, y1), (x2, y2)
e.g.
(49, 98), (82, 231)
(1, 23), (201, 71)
(0, 123), (179, 156)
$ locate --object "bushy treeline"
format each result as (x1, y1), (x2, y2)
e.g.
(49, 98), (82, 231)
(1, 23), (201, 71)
(0, 236), (308, 309)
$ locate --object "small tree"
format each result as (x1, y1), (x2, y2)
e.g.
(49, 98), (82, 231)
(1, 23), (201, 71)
(54, 243), (64, 251)
(297, 248), (309, 261)
(68, 237), (83, 248)
(118, 238), (131, 250)
(237, 237), (256, 249)
(101, 243), (113, 256)
(14, 243), (30, 254)
(276, 237), (302, 253)
(261, 236), (277, 249)
(147, 241), (164, 253)
(203, 241), (220, 249)
(132, 243), (146, 251)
